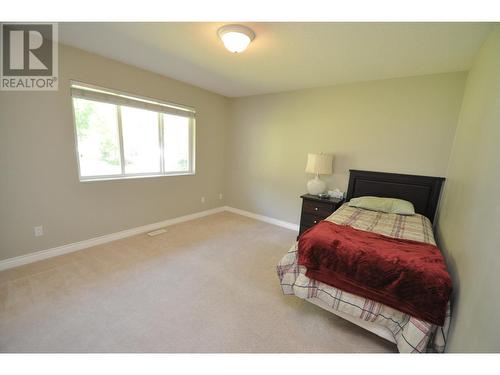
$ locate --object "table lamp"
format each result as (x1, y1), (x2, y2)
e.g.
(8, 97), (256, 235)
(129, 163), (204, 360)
(305, 153), (333, 195)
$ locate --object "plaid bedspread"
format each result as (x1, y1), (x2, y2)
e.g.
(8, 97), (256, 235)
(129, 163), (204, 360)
(277, 204), (451, 353)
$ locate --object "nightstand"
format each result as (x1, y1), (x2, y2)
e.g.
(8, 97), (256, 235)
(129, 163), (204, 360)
(298, 194), (344, 237)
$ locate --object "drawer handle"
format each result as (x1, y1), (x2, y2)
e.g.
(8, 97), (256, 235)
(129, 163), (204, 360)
(314, 207), (319, 211)
(313, 220), (318, 224)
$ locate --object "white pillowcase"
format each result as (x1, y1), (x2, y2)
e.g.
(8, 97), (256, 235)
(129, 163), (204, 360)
(348, 196), (415, 215)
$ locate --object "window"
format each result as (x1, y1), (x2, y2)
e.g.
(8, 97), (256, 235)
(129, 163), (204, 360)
(71, 82), (195, 181)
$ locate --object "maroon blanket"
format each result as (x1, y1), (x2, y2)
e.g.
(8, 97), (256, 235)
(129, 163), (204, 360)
(298, 221), (452, 326)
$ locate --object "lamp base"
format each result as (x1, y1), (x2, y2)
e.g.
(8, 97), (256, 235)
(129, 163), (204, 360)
(307, 176), (326, 195)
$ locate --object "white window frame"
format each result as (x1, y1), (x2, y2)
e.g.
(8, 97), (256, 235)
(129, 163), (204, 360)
(70, 81), (196, 182)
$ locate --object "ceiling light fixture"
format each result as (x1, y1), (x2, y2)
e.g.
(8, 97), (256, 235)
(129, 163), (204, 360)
(217, 24), (255, 53)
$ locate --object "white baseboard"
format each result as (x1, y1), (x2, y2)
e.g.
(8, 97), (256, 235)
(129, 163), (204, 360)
(0, 207), (225, 271)
(223, 206), (300, 232)
(0, 205), (298, 271)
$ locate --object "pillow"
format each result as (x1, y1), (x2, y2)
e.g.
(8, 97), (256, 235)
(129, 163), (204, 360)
(348, 196), (415, 215)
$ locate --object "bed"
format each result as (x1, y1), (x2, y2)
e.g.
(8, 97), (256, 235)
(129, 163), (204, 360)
(277, 170), (450, 353)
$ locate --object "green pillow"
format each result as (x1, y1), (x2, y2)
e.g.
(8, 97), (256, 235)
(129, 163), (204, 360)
(348, 196), (415, 215)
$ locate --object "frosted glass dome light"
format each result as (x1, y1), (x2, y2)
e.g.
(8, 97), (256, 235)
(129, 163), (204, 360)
(218, 25), (255, 53)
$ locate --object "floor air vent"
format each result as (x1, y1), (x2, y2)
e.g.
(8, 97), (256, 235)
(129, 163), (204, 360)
(147, 229), (167, 237)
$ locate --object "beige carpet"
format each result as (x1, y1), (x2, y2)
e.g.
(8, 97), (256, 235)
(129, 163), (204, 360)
(0, 212), (396, 353)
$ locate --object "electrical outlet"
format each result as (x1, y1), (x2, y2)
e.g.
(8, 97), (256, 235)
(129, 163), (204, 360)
(219, 193), (223, 200)
(34, 225), (44, 237)
(201, 196), (206, 203)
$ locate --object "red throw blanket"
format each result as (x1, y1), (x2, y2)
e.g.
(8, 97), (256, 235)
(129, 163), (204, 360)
(298, 221), (452, 326)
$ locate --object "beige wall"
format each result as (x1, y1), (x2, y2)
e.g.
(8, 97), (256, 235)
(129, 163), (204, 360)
(0, 44), (229, 260)
(436, 27), (500, 352)
(226, 72), (467, 224)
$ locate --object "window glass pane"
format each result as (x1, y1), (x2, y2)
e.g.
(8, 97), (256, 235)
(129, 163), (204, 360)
(121, 106), (161, 174)
(163, 114), (190, 172)
(73, 98), (121, 177)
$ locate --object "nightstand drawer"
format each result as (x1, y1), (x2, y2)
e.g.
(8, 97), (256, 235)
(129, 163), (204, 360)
(302, 200), (333, 217)
(301, 213), (325, 228)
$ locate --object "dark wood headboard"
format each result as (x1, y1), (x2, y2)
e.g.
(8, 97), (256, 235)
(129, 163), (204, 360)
(346, 170), (445, 223)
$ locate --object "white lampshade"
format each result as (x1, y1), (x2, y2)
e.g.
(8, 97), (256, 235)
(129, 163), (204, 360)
(305, 153), (333, 175)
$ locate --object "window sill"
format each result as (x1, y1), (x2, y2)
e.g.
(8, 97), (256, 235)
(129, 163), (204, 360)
(79, 172), (195, 182)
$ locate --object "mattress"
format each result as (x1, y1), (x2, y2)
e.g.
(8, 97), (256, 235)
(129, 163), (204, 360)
(277, 204), (451, 353)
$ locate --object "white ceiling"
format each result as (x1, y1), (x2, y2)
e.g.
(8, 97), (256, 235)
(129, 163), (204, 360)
(59, 23), (493, 97)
